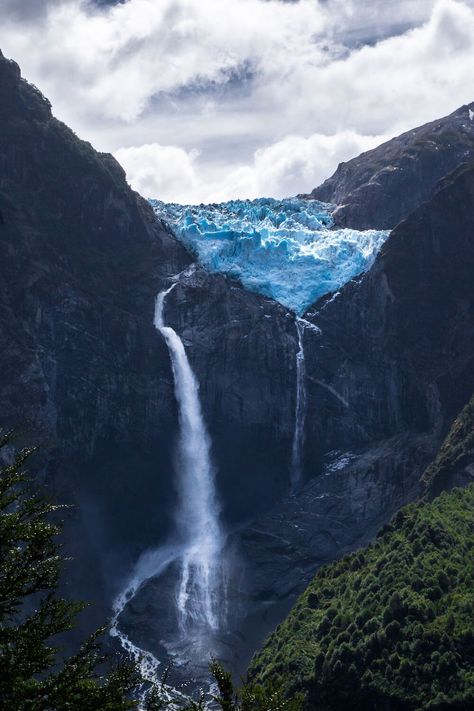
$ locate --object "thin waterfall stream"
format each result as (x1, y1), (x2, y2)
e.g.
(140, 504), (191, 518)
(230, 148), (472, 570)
(291, 318), (306, 492)
(111, 281), (225, 686)
(290, 317), (321, 492)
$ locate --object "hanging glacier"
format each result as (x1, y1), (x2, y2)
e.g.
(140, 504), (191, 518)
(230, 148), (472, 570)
(151, 197), (390, 315)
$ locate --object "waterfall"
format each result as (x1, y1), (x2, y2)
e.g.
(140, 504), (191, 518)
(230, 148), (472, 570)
(154, 284), (223, 636)
(291, 318), (306, 492)
(110, 284), (226, 681)
(111, 282), (225, 690)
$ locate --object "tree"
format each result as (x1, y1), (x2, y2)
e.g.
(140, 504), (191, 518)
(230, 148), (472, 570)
(0, 431), (302, 710)
(0, 431), (140, 710)
(208, 660), (303, 711)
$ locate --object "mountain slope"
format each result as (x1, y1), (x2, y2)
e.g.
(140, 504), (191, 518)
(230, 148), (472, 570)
(230, 159), (474, 675)
(1, 47), (474, 682)
(422, 394), (474, 499)
(250, 400), (474, 709)
(0, 49), (299, 631)
(305, 103), (474, 229)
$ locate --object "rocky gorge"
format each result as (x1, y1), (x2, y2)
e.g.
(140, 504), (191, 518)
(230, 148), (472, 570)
(1, 47), (473, 691)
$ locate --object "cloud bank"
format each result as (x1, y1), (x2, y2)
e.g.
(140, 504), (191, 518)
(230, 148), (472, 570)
(1, 0), (474, 202)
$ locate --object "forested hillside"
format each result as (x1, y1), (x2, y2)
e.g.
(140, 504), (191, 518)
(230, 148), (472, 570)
(250, 399), (474, 710)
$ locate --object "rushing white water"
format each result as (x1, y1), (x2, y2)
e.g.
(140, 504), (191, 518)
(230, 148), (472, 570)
(291, 318), (306, 492)
(154, 284), (224, 637)
(110, 544), (182, 684)
(110, 282), (225, 705)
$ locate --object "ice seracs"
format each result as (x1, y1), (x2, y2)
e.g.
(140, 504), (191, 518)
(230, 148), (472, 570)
(152, 197), (389, 315)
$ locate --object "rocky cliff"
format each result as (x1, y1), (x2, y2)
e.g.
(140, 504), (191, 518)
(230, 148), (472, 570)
(421, 393), (474, 499)
(225, 160), (474, 672)
(1, 48), (473, 681)
(0, 50), (298, 627)
(304, 103), (474, 229)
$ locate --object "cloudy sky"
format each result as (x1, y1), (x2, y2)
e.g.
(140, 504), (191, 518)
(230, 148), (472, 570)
(2, 0), (474, 203)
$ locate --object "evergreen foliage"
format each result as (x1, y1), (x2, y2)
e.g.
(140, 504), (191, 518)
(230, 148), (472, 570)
(145, 659), (303, 710)
(209, 659), (303, 711)
(0, 431), (302, 710)
(0, 431), (140, 710)
(250, 484), (474, 710)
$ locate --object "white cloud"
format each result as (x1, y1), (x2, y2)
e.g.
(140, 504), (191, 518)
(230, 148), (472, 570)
(2, 0), (330, 122)
(227, 132), (385, 200)
(1, 0), (474, 202)
(115, 143), (200, 202)
(116, 132), (385, 203)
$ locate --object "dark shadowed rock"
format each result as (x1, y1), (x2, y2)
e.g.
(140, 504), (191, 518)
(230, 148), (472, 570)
(421, 393), (474, 498)
(0, 50), (299, 633)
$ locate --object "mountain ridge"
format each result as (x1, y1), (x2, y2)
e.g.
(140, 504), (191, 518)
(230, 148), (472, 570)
(1, 47), (473, 685)
(303, 103), (474, 229)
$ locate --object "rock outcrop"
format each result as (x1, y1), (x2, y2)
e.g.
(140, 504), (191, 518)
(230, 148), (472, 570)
(304, 103), (474, 229)
(422, 393), (474, 498)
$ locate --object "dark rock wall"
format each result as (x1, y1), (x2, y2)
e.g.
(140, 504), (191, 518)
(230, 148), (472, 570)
(304, 160), (474, 459)
(0, 51), (299, 616)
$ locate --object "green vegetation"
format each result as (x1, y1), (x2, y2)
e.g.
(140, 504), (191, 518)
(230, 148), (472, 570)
(0, 430), (301, 710)
(250, 484), (474, 709)
(147, 660), (303, 711)
(0, 431), (141, 710)
(207, 660), (303, 711)
(422, 395), (474, 498)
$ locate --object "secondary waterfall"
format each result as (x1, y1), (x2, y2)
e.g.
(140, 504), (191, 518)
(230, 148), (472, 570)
(154, 284), (224, 637)
(111, 282), (225, 689)
(291, 318), (306, 491)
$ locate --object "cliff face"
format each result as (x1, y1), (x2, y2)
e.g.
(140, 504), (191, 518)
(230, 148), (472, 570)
(0, 51), (298, 617)
(304, 160), (474, 455)
(421, 394), (474, 499)
(227, 161), (474, 670)
(305, 103), (474, 229)
(1, 49), (473, 679)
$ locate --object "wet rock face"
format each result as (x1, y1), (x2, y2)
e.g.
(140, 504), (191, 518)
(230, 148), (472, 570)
(305, 103), (474, 229)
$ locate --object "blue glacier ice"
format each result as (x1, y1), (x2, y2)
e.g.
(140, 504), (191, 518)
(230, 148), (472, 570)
(151, 197), (389, 315)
